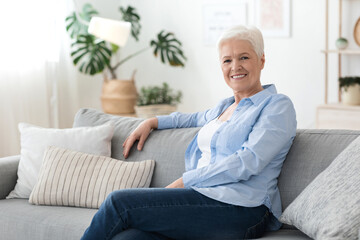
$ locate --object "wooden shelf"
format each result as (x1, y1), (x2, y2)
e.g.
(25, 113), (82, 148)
(322, 0), (360, 104)
(316, 103), (360, 130)
(321, 49), (360, 54)
(317, 103), (360, 110)
(317, 0), (360, 130)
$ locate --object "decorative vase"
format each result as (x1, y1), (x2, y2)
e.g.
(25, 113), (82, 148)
(101, 78), (138, 114)
(335, 37), (349, 50)
(134, 104), (177, 119)
(354, 17), (360, 46)
(341, 84), (360, 105)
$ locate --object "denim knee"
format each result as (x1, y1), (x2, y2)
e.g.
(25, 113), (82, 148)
(102, 189), (137, 213)
(103, 191), (118, 207)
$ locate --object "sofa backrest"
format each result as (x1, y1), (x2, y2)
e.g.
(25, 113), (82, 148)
(73, 109), (360, 211)
(73, 108), (198, 187)
(278, 129), (360, 210)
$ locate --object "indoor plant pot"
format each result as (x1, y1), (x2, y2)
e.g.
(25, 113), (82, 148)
(135, 82), (182, 118)
(339, 76), (360, 105)
(135, 104), (177, 119)
(101, 78), (137, 114)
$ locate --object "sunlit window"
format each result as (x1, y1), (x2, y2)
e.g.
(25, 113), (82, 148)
(0, 0), (62, 72)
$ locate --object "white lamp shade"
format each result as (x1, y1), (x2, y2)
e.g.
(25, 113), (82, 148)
(88, 17), (131, 47)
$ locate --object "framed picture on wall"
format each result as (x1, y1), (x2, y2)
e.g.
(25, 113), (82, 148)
(255, 0), (291, 37)
(203, 1), (248, 45)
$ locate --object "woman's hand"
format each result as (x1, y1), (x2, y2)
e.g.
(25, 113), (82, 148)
(165, 177), (185, 188)
(122, 117), (158, 159)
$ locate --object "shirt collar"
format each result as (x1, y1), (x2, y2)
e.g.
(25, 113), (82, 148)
(224, 84), (277, 106)
(249, 84), (277, 106)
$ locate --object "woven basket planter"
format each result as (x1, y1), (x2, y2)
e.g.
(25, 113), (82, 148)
(101, 79), (137, 114)
(135, 104), (177, 119)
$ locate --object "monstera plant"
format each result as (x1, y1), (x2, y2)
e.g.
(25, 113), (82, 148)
(65, 4), (187, 114)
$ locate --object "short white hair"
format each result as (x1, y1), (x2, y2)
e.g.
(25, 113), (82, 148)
(216, 25), (264, 58)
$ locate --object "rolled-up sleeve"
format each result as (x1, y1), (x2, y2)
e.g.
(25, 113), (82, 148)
(157, 100), (226, 129)
(157, 111), (206, 129)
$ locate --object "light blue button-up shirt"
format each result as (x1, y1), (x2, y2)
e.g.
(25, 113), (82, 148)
(157, 84), (297, 230)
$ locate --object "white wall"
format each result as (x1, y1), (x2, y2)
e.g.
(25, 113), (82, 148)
(70, 0), (360, 129)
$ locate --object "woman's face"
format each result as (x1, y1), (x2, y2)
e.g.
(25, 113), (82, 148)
(219, 38), (265, 98)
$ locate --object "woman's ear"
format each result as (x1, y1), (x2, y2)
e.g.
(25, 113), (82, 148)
(260, 54), (265, 70)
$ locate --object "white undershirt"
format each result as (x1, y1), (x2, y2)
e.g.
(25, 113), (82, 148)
(196, 118), (225, 169)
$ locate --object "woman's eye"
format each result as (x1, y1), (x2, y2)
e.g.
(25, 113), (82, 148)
(240, 56), (249, 60)
(223, 59), (231, 63)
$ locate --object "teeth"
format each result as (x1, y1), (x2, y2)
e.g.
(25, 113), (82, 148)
(232, 74), (246, 79)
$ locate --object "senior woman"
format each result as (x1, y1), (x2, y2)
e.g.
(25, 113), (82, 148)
(81, 25), (297, 240)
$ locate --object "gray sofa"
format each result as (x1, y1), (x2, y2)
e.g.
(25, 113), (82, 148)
(1, 108), (359, 240)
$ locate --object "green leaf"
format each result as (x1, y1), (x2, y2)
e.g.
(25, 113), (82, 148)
(171, 52), (184, 66)
(151, 30), (186, 67)
(81, 3), (99, 21)
(70, 34), (112, 75)
(65, 13), (87, 39)
(160, 48), (165, 63)
(339, 76), (360, 90)
(120, 6), (141, 41)
(73, 51), (87, 65)
(97, 50), (111, 66)
(136, 82), (182, 106)
(111, 43), (120, 54)
(65, 4), (98, 39)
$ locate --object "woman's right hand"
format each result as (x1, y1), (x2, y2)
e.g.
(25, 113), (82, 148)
(122, 117), (158, 159)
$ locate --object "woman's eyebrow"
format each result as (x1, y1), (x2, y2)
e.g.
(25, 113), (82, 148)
(221, 52), (249, 59)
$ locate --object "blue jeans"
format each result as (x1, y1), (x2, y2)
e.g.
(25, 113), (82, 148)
(81, 188), (270, 240)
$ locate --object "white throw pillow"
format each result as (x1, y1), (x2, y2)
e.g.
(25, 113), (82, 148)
(7, 122), (114, 199)
(280, 136), (360, 239)
(29, 146), (155, 209)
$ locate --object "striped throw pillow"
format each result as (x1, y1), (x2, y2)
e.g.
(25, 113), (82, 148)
(29, 146), (155, 209)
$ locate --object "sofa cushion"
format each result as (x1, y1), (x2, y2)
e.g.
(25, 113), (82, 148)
(7, 122), (114, 199)
(29, 146), (155, 208)
(73, 108), (200, 188)
(278, 129), (360, 211)
(0, 199), (96, 240)
(280, 136), (360, 239)
(0, 199), (310, 240)
(261, 229), (310, 239)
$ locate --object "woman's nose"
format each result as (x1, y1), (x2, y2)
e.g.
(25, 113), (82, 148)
(231, 60), (242, 71)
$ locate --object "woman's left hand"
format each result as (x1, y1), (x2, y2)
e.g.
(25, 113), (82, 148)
(165, 177), (184, 188)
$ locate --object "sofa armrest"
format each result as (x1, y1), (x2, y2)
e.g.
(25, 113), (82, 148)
(0, 155), (19, 199)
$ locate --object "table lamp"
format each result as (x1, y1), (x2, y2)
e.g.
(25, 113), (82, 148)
(88, 17), (131, 47)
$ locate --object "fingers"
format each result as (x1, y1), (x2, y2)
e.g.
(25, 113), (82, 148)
(122, 120), (152, 158)
(165, 177), (184, 188)
(122, 133), (148, 158)
(137, 135), (146, 151)
(122, 138), (127, 148)
(123, 136), (137, 159)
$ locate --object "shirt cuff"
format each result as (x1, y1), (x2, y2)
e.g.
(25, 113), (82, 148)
(156, 115), (173, 130)
(182, 169), (201, 188)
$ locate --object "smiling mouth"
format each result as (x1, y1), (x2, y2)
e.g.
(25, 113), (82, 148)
(231, 74), (247, 79)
